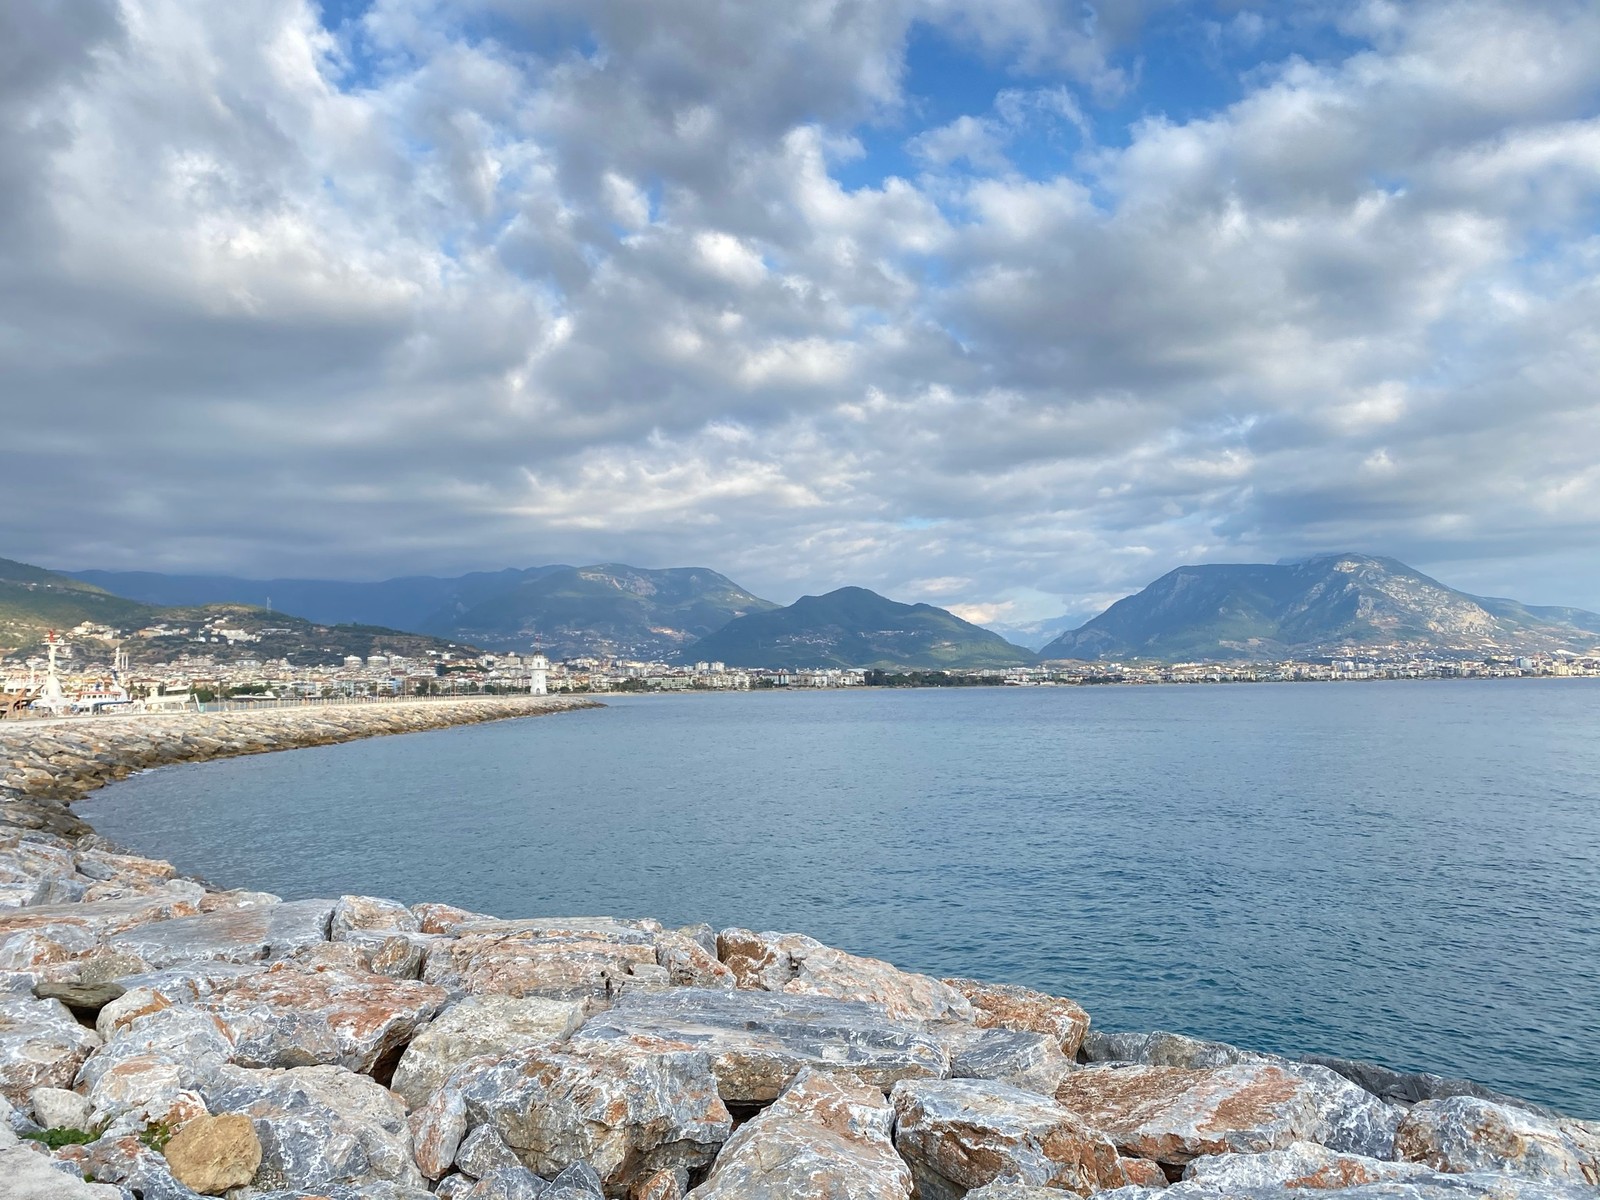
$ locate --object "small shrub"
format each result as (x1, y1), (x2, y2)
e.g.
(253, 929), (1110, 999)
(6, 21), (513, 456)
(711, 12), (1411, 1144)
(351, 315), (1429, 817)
(22, 1126), (99, 1149)
(139, 1119), (176, 1153)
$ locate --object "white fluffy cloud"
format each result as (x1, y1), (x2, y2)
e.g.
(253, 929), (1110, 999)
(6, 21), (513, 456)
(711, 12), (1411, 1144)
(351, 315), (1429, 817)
(3, 0), (1600, 620)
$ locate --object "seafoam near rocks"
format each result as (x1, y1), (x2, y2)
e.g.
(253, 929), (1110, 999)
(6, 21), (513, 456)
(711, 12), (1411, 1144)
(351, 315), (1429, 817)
(0, 698), (1594, 1199)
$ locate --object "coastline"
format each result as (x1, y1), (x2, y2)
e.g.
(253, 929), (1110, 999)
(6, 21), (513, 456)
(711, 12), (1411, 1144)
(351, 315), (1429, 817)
(0, 700), (1596, 1199)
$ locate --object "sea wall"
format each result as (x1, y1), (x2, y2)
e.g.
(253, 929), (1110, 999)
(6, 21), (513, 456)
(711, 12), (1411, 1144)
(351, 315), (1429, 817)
(0, 701), (1596, 1200)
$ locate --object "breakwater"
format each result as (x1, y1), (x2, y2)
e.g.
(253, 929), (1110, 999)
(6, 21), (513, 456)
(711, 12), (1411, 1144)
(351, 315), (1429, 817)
(0, 701), (1596, 1200)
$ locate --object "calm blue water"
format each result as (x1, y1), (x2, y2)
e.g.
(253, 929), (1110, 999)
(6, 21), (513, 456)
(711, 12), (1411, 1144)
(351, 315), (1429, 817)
(80, 682), (1600, 1116)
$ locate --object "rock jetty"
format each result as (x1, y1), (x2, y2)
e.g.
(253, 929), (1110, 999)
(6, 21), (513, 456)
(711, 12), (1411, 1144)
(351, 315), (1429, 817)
(1, 702), (1597, 1200)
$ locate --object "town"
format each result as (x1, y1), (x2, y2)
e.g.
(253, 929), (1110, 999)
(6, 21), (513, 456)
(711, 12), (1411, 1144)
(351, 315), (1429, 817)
(3, 616), (1598, 718)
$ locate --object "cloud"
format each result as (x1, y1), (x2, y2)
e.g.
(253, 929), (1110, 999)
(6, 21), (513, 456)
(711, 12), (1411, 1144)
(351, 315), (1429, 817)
(3, 0), (1600, 624)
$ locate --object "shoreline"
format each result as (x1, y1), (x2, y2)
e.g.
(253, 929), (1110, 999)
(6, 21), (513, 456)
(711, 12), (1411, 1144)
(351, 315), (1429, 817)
(1, 699), (1595, 1199)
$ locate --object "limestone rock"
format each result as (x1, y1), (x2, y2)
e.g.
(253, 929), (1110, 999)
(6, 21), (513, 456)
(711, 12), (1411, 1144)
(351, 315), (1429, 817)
(30, 1083), (93, 1131)
(1079, 1031), (1270, 1070)
(411, 1070), (471, 1179)
(1180, 1141), (1429, 1190)
(200, 1063), (424, 1191)
(687, 1067), (911, 1200)
(0, 1143), (124, 1199)
(1301, 1054), (1556, 1116)
(631, 1167), (687, 1200)
(464, 1165), (551, 1199)
(655, 931), (734, 989)
(77, 1005), (235, 1125)
(456, 1123), (523, 1177)
(201, 962), (446, 1074)
(35, 980), (126, 1015)
(946, 979), (1092, 1057)
(162, 1112), (263, 1194)
(572, 986), (949, 1103)
(892, 1077), (1125, 1197)
(718, 928), (972, 1023)
(0, 994), (101, 1105)
(1394, 1096), (1599, 1185)
(964, 1186), (1085, 1199)
(1055, 1063), (1402, 1166)
(449, 1038), (730, 1193)
(50, 1132), (201, 1199)
(412, 903), (495, 935)
(391, 994), (586, 1110)
(0, 922), (98, 975)
(423, 920), (664, 1000)
(0, 894), (201, 940)
(333, 895), (422, 940)
(545, 1161), (607, 1198)
(106, 898), (335, 970)
(943, 1026), (1076, 1096)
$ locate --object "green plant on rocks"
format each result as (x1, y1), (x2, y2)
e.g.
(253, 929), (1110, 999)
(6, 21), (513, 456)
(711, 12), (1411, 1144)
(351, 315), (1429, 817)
(23, 1126), (100, 1150)
(140, 1118), (177, 1153)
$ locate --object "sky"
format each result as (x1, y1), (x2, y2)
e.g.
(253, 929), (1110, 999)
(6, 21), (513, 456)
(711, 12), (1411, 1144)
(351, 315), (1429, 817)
(3, 0), (1600, 628)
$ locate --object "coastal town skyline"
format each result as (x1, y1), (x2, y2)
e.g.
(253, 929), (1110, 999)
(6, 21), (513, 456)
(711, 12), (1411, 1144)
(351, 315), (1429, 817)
(5, 1), (1600, 625)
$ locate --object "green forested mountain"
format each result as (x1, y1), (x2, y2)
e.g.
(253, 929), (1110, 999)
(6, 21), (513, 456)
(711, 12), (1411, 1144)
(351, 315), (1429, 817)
(1, 558), (473, 664)
(682, 586), (1037, 669)
(1039, 553), (1600, 661)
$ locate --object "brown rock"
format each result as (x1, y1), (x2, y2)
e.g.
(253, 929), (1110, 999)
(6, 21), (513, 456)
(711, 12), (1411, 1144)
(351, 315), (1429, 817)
(1054, 1063), (1369, 1167)
(945, 978), (1092, 1057)
(162, 1112), (263, 1195)
(891, 1077), (1124, 1197)
(422, 921), (662, 1000)
(718, 928), (973, 1023)
(1394, 1096), (1600, 1185)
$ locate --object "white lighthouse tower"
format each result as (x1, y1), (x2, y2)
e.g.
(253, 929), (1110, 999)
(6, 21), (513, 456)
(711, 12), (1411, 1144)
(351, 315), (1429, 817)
(529, 651), (549, 696)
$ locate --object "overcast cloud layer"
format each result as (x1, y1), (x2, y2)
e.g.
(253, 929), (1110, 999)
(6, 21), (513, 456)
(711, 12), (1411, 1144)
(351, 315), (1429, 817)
(4, 0), (1600, 623)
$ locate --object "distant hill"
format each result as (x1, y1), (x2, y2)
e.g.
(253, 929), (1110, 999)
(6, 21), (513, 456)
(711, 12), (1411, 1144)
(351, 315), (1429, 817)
(76, 561), (777, 661)
(1039, 553), (1600, 662)
(2, 557), (474, 664)
(682, 586), (1037, 669)
(70, 565), (573, 633)
(426, 564), (779, 659)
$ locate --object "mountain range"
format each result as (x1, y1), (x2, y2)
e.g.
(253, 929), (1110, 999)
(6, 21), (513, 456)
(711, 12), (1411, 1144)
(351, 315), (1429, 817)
(1, 559), (473, 664)
(1039, 553), (1600, 662)
(28, 551), (1600, 669)
(682, 587), (1036, 670)
(76, 563), (777, 661)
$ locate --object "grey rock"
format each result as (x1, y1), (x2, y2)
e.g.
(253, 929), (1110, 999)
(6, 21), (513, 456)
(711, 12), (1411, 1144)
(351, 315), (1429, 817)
(0, 1144), (123, 1199)
(1302, 1054), (1556, 1116)
(545, 1161), (606, 1199)
(1081, 1030), (1274, 1069)
(0, 994), (101, 1105)
(391, 994), (586, 1110)
(77, 1005), (234, 1125)
(1181, 1141), (1432, 1189)
(572, 986), (950, 1102)
(332, 895), (422, 940)
(456, 1124), (523, 1178)
(687, 1067), (911, 1200)
(105, 898), (335, 969)
(446, 1038), (730, 1193)
(943, 1026), (1075, 1096)
(464, 1165), (550, 1200)
(34, 980), (125, 1014)
(891, 1077), (1125, 1196)
(964, 1186), (1079, 1200)
(201, 1063), (424, 1191)
(30, 1084), (93, 1131)
(1394, 1096), (1599, 1185)
(437, 1175), (478, 1200)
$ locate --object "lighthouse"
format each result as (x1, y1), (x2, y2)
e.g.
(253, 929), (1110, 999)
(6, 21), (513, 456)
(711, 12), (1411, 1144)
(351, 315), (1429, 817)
(529, 651), (550, 696)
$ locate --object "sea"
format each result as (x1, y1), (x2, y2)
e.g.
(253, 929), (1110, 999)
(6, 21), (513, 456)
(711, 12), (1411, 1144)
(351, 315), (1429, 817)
(78, 680), (1600, 1117)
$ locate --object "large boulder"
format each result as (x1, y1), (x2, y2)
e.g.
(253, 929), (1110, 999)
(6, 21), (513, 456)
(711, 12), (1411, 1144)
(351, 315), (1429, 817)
(1181, 1142), (1432, 1190)
(942, 1027), (1076, 1097)
(391, 994), (586, 1110)
(718, 929), (973, 1023)
(1300, 1055), (1556, 1115)
(0, 894), (201, 940)
(1081, 1031), (1269, 1070)
(1394, 1097), (1599, 1185)
(572, 987), (949, 1103)
(200, 1063), (424, 1192)
(332, 896), (422, 940)
(946, 979), (1091, 1057)
(891, 1077), (1125, 1197)
(1054, 1063), (1401, 1166)
(106, 899), (335, 969)
(422, 919), (663, 1000)
(687, 1067), (911, 1199)
(77, 1005), (236, 1127)
(0, 994), (101, 1105)
(199, 962), (446, 1074)
(0, 1142), (125, 1199)
(430, 1037), (730, 1194)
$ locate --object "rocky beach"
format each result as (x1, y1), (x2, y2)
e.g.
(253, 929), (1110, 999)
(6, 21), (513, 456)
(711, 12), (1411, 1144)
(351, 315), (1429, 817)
(1, 699), (1596, 1200)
